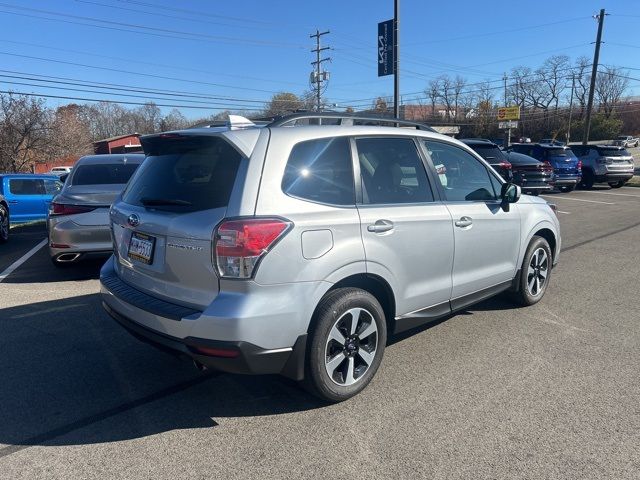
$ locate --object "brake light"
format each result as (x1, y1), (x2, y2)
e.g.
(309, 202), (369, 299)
(213, 217), (292, 278)
(49, 203), (97, 216)
(498, 161), (512, 170)
(577, 160), (582, 170)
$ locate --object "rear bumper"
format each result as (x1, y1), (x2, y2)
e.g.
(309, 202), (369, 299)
(48, 217), (112, 258)
(102, 301), (306, 378)
(595, 172), (634, 182)
(553, 175), (580, 186)
(99, 256), (309, 379)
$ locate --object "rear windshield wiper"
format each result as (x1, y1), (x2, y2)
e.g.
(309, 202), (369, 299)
(140, 197), (192, 206)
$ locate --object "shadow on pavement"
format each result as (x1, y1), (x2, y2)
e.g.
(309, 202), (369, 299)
(1, 247), (106, 284)
(0, 294), (323, 454)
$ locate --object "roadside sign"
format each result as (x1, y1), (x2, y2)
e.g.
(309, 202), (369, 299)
(499, 120), (518, 129)
(377, 19), (394, 77)
(497, 106), (520, 121)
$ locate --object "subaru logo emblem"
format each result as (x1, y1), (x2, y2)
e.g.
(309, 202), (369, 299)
(127, 214), (140, 227)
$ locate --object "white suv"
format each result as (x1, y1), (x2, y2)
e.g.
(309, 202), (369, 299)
(100, 114), (561, 402)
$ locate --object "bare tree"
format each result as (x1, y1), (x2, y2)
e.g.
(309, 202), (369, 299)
(426, 77), (441, 119)
(595, 67), (629, 117)
(48, 104), (92, 160)
(437, 75), (455, 121)
(0, 93), (51, 172)
(453, 75), (466, 121)
(159, 109), (190, 131)
(540, 55), (570, 113)
(571, 56), (591, 118)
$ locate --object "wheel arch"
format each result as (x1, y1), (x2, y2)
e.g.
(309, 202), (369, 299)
(311, 273), (396, 337)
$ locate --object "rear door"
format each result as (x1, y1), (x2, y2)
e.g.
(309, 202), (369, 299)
(6, 178), (48, 222)
(421, 140), (521, 307)
(355, 137), (454, 319)
(111, 135), (243, 310)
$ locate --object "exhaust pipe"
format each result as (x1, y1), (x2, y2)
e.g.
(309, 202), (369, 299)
(56, 253), (81, 262)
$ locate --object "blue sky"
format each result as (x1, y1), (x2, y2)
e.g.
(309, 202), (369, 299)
(0, 0), (638, 118)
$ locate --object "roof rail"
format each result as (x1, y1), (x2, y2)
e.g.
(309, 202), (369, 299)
(266, 112), (436, 132)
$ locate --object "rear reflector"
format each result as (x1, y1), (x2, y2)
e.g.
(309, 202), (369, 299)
(214, 217), (292, 279)
(50, 203), (97, 216)
(189, 345), (240, 358)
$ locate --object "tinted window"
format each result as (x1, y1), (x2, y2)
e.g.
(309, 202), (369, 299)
(8, 179), (45, 195)
(356, 137), (433, 204)
(466, 144), (506, 162)
(44, 179), (63, 195)
(282, 137), (354, 205)
(423, 140), (498, 202)
(597, 147), (630, 157)
(546, 148), (577, 159)
(123, 136), (241, 212)
(72, 163), (139, 186)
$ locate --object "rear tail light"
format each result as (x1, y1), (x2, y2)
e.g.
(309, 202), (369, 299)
(213, 217), (292, 279)
(577, 160), (582, 170)
(49, 202), (97, 216)
(498, 161), (512, 170)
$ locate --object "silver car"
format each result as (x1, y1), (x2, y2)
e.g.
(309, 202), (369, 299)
(48, 154), (144, 265)
(100, 114), (561, 402)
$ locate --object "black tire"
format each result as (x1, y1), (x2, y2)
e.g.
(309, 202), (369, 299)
(530, 190), (540, 196)
(608, 181), (626, 189)
(0, 204), (9, 243)
(509, 236), (553, 307)
(558, 185), (575, 193)
(579, 169), (594, 189)
(303, 288), (387, 403)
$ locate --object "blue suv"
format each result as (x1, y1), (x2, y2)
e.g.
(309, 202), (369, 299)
(0, 174), (63, 223)
(509, 144), (581, 192)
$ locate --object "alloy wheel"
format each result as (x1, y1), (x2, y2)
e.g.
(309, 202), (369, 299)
(527, 247), (549, 297)
(324, 307), (378, 386)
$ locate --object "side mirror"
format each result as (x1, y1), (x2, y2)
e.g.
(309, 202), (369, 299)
(500, 183), (521, 211)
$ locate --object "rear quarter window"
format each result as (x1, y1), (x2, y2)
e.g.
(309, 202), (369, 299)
(281, 137), (355, 206)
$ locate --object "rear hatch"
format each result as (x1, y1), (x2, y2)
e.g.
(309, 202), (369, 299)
(596, 146), (634, 172)
(111, 134), (244, 310)
(545, 147), (580, 174)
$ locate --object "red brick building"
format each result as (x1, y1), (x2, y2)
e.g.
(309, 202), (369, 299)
(93, 134), (142, 154)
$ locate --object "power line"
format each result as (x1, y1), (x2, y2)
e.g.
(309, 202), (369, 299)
(0, 38), (308, 89)
(0, 3), (306, 49)
(0, 50), (291, 95)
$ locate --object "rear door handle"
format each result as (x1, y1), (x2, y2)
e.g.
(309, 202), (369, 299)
(367, 219), (394, 233)
(454, 216), (473, 228)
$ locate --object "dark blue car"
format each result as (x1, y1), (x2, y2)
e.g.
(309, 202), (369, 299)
(0, 174), (64, 224)
(509, 144), (581, 192)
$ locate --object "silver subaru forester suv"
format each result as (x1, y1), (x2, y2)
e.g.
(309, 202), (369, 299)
(100, 114), (561, 402)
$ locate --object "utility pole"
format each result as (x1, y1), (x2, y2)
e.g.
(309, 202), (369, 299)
(566, 74), (576, 144)
(583, 9), (606, 145)
(310, 30), (330, 113)
(393, 0), (400, 119)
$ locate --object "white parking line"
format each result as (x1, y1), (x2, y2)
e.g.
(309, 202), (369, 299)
(0, 239), (47, 283)
(540, 195), (615, 205)
(579, 191), (640, 198)
(557, 211), (571, 214)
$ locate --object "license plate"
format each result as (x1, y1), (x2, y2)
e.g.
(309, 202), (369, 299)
(128, 232), (156, 265)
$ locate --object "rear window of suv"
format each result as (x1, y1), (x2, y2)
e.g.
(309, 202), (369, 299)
(597, 147), (630, 157)
(466, 144), (506, 161)
(122, 136), (241, 212)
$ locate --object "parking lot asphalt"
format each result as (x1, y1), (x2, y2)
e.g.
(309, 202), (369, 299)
(1, 186), (640, 479)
